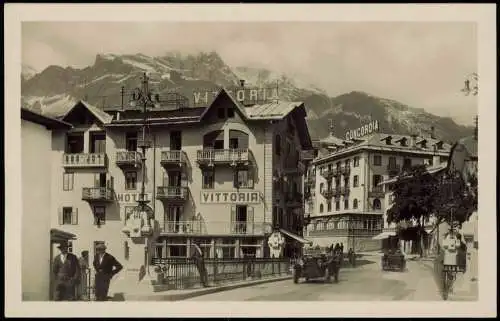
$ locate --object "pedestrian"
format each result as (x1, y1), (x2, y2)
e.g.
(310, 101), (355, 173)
(93, 243), (123, 301)
(334, 243), (340, 254)
(52, 241), (80, 301)
(340, 243), (344, 254)
(76, 250), (89, 300)
(191, 243), (209, 287)
(457, 234), (467, 272)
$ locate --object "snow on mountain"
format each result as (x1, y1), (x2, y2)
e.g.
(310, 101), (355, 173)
(22, 64), (38, 80)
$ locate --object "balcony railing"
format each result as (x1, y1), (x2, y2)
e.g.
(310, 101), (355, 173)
(63, 153), (107, 168)
(320, 188), (335, 199)
(305, 175), (316, 186)
(196, 149), (250, 166)
(160, 221), (269, 235)
(341, 186), (350, 196)
(82, 187), (114, 202)
(156, 186), (189, 202)
(160, 150), (188, 168)
(368, 186), (385, 198)
(115, 151), (142, 168)
(341, 165), (351, 176)
(387, 164), (401, 174)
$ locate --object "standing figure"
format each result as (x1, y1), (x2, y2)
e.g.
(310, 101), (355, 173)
(77, 251), (89, 300)
(191, 243), (208, 287)
(93, 243), (123, 301)
(442, 231), (461, 266)
(52, 241), (80, 301)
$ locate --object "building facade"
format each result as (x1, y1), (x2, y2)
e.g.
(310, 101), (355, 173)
(304, 131), (451, 252)
(21, 108), (75, 301)
(48, 87), (314, 275)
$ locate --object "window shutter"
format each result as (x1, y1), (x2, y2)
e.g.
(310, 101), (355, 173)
(248, 171), (254, 188)
(58, 208), (63, 225)
(69, 173), (74, 190)
(231, 205), (236, 222)
(63, 173), (68, 191)
(72, 208), (78, 225)
(94, 174), (100, 187)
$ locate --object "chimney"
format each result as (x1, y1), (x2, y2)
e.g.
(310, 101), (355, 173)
(430, 126), (435, 139)
(474, 115), (478, 140)
(410, 134), (417, 148)
(239, 79), (245, 88)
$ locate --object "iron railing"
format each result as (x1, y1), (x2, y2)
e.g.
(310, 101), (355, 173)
(115, 151), (142, 167)
(368, 186), (385, 198)
(160, 221), (268, 235)
(156, 186), (189, 201)
(196, 149), (249, 164)
(63, 153), (107, 168)
(82, 187), (114, 202)
(150, 257), (296, 290)
(160, 150), (188, 166)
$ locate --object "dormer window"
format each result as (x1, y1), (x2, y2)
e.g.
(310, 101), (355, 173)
(399, 137), (408, 147)
(434, 141), (444, 150)
(381, 135), (393, 145)
(418, 139), (428, 149)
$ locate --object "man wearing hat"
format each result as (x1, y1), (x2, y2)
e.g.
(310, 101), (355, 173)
(93, 243), (123, 301)
(52, 241), (80, 301)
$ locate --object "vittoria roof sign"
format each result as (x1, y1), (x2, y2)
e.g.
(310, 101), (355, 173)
(200, 191), (261, 204)
(193, 87), (279, 106)
(345, 120), (380, 141)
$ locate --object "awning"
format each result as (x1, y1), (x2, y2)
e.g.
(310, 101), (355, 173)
(372, 231), (397, 240)
(50, 228), (77, 241)
(279, 228), (313, 245)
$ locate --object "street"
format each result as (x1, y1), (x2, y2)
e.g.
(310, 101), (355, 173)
(187, 256), (443, 301)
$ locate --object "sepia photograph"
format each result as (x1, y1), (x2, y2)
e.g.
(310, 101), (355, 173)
(4, 3), (497, 318)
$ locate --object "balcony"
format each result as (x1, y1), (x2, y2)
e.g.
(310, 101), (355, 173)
(160, 150), (188, 169)
(63, 153), (107, 168)
(82, 187), (114, 203)
(387, 164), (401, 175)
(305, 175), (316, 186)
(341, 165), (351, 176)
(115, 151), (142, 169)
(320, 188), (335, 199)
(341, 186), (350, 196)
(307, 228), (382, 237)
(156, 186), (189, 203)
(196, 148), (250, 167)
(368, 186), (385, 198)
(160, 221), (269, 236)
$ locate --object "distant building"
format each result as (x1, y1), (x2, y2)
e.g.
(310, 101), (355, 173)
(21, 108), (75, 301)
(304, 131), (451, 252)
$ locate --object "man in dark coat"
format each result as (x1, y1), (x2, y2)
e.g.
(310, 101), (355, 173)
(52, 241), (80, 301)
(191, 243), (208, 287)
(93, 243), (123, 301)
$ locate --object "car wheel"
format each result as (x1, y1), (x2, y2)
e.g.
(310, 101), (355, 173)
(324, 268), (331, 283)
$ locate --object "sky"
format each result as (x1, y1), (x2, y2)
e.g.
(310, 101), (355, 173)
(22, 21), (478, 126)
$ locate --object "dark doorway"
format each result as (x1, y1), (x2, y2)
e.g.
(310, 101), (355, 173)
(66, 133), (84, 153)
(170, 131), (182, 150)
(90, 132), (106, 153)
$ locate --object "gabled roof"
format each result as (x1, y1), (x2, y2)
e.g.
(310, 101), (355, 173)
(199, 88), (248, 120)
(61, 100), (113, 124)
(21, 107), (72, 130)
(245, 101), (303, 120)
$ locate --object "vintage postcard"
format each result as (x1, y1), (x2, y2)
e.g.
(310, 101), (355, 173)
(4, 3), (497, 318)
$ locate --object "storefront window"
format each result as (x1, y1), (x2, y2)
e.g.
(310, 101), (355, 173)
(216, 239), (236, 259)
(167, 238), (187, 258)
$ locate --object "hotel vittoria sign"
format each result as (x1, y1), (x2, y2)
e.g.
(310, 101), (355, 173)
(193, 87), (279, 106)
(200, 191), (260, 204)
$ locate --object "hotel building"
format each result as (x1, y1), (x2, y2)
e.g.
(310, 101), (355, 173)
(47, 85), (314, 274)
(303, 129), (451, 252)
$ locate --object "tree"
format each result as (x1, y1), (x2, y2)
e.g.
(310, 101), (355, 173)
(386, 164), (441, 257)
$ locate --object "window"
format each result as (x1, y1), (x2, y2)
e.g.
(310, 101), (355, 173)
(344, 177), (349, 187)
(216, 239), (236, 259)
(335, 201), (340, 211)
(227, 108), (235, 118)
(373, 175), (382, 188)
(373, 199), (382, 210)
(170, 131), (182, 150)
(319, 204), (324, 213)
(168, 240), (187, 258)
(353, 199), (358, 209)
(345, 159), (350, 168)
(344, 199), (349, 210)
(126, 132), (138, 151)
(319, 183), (324, 193)
(90, 132), (106, 153)
(202, 170), (215, 189)
(327, 201), (332, 212)
(353, 156), (359, 167)
(217, 108), (225, 119)
(94, 206), (106, 226)
(403, 158), (412, 170)
(214, 139), (224, 150)
(229, 138), (238, 149)
(59, 207), (78, 225)
(63, 173), (74, 191)
(373, 155), (382, 166)
(353, 175), (359, 187)
(125, 171), (137, 190)
(388, 156), (396, 167)
(275, 135), (281, 156)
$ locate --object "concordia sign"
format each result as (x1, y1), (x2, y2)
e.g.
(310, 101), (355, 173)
(345, 120), (380, 141)
(200, 191), (260, 204)
(193, 87), (279, 105)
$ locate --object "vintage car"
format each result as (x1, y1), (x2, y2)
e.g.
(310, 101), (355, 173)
(381, 250), (406, 272)
(292, 248), (341, 284)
